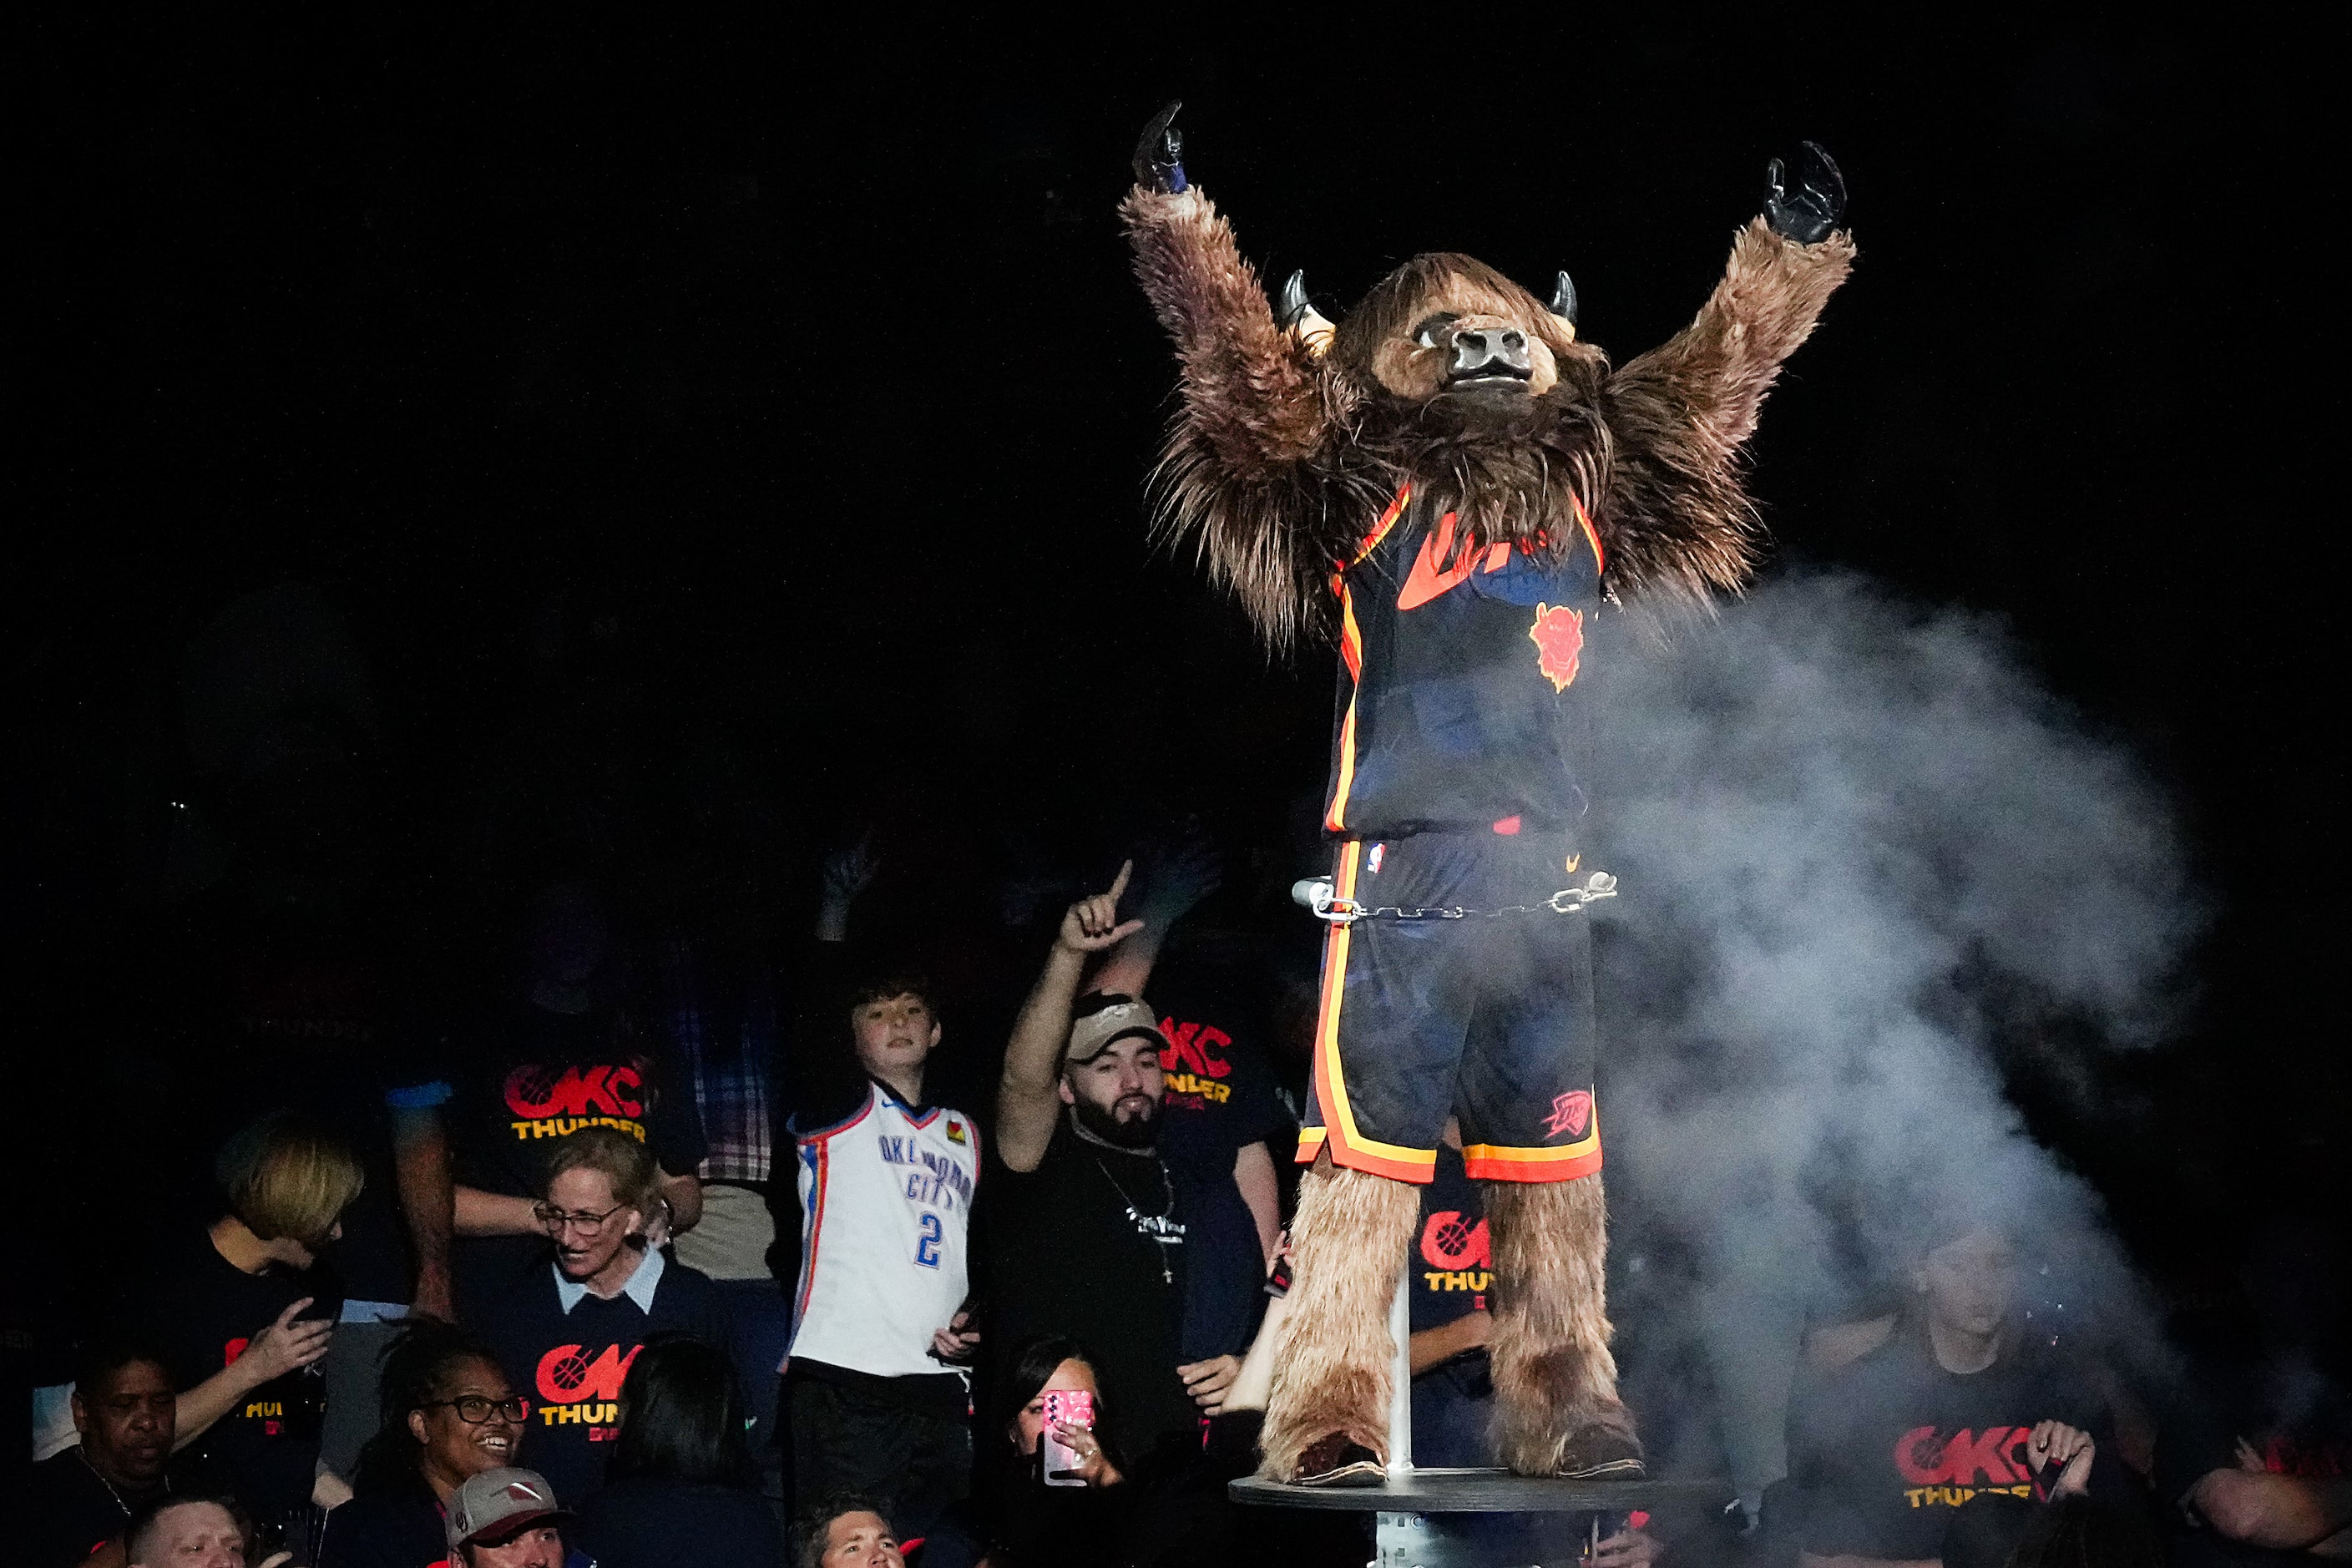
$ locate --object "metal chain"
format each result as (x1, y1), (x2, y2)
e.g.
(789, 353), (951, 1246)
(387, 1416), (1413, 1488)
(1292, 871), (1618, 925)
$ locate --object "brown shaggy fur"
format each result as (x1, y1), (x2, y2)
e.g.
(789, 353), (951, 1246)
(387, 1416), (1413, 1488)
(1120, 187), (1855, 652)
(1482, 1172), (1632, 1474)
(1259, 1153), (1424, 1480)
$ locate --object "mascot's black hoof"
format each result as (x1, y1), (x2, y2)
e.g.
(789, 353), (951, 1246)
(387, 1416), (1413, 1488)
(1132, 100), (1186, 194)
(1294, 1434), (1386, 1487)
(1555, 1426), (1647, 1481)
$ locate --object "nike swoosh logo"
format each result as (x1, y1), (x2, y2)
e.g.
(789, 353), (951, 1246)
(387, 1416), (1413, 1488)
(1397, 513), (1511, 610)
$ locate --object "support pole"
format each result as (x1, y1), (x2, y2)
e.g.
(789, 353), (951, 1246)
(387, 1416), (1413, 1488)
(1387, 1255), (1413, 1476)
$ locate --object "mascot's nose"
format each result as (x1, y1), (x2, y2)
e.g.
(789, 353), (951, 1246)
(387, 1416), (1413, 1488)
(1447, 324), (1531, 382)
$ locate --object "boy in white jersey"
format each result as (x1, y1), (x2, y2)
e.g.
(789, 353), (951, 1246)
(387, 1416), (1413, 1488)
(783, 969), (981, 1540)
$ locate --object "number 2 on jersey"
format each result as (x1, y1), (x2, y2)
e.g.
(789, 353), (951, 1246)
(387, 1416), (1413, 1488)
(913, 1211), (943, 1269)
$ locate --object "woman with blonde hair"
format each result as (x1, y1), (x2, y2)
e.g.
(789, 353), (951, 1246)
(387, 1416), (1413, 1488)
(114, 1110), (365, 1558)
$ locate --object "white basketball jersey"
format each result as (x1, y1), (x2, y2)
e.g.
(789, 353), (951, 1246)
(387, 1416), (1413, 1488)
(788, 1084), (980, 1378)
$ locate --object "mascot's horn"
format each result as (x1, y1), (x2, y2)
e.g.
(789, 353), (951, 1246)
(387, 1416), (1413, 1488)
(1277, 270), (1337, 358)
(1548, 271), (1579, 339)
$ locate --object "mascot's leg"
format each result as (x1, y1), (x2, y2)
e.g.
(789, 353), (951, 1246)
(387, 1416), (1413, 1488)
(1481, 1171), (1642, 1478)
(1260, 1151), (1423, 1485)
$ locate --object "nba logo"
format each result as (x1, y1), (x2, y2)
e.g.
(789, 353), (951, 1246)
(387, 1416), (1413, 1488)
(1368, 843), (1386, 874)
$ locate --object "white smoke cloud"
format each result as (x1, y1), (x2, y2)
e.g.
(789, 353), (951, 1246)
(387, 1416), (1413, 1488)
(1581, 570), (2198, 1494)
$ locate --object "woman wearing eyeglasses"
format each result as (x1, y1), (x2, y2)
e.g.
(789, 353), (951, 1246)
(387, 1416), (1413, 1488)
(476, 1126), (729, 1510)
(316, 1318), (529, 1566)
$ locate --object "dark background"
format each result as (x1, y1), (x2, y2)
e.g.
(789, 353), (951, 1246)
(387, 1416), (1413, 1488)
(10, 17), (2339, 1308)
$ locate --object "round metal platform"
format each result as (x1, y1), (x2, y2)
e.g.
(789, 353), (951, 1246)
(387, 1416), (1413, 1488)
(1230, 1469), (1730, 1513)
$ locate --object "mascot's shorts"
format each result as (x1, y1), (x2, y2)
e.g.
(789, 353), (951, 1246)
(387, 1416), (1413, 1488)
(1297, 829), (1601, 1184)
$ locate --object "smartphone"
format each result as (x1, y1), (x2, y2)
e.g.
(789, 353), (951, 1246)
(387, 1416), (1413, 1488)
(1040, 1389), (1095, 1487)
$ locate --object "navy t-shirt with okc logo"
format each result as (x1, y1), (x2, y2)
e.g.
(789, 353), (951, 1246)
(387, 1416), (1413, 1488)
(475, 1250), (728, 1506)
(1788, 1331), (2118, 1560)
(1409, 1146), (1497, 1466)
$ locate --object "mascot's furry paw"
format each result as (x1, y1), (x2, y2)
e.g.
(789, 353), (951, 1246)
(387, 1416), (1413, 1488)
(1484, 1173), (1645, 1477)
(1257, 1157), (1423, 1482)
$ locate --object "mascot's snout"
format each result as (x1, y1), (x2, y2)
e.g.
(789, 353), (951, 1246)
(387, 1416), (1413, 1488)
(1444, 321), (1533, 388)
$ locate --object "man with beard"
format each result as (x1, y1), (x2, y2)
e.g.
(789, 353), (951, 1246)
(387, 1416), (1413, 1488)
(989, 865), (1267, 1473)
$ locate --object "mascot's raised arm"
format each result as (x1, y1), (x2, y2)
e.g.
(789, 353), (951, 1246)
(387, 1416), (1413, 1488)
(1120, 104), (1854, 1486)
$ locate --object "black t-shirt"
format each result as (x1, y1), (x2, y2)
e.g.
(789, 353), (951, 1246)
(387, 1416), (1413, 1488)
(1149, 959), (1293, 1167)
(985, 1125), (1199, 1464)
(1408, 1146), (1495, 1467)
(1787, 1331), (2116, 1561)
(453, 1000), (709, 1196)
(2152, 1363), (2352, 1568)
(573, 1479), (787, 1565)
(118, 1227), (344, 1530)
(21, 1445), (220, 1568)
(316, 1487), (448, 1568)
(450, 999), (708, 1287)
(474, 1248), (730, 1507)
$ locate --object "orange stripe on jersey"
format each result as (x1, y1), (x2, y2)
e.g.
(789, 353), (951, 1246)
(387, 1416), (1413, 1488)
(1336, 581), (1363, 680)
(1574, 493), (1604, 578)
(1323, 583), (1365, 832)
(1322, 698), (1358, 834)
(1343, 483), (1414, 569)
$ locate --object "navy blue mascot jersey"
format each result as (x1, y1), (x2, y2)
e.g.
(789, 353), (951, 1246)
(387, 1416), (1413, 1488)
(1323, 484), (1604, 841)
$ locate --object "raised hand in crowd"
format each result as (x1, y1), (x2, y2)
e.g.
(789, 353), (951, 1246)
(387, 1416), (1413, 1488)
(817, 832), (883, 943)
(1090, 824), (1222, 998)
(998, 862), (1145, 1172)
(1061, 860), (1146, 955)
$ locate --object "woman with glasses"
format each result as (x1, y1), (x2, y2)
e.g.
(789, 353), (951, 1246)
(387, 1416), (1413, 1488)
(317, 1318), (529, 1566)
(478, 1126), (728, 1509)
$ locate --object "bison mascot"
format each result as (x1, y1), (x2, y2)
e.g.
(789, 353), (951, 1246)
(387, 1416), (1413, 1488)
(1120, 105), (1854, 1486)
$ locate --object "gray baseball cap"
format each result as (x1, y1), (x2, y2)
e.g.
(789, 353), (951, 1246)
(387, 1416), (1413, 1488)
(1065, 994), (1167, 1066)
(447, 1467), (573, 1550)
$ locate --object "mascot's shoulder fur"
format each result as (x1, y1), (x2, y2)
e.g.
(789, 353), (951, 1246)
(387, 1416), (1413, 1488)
(1121, 178), (1854, 651)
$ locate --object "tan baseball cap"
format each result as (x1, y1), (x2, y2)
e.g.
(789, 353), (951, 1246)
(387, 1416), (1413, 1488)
(447, 1467), (573, 1550)
(1065, 994), (1168, 1066)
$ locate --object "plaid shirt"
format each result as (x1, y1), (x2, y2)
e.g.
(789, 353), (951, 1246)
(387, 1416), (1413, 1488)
(655, 938), (777, 1185)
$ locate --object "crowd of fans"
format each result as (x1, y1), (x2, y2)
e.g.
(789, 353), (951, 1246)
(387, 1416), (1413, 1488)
(6, 812), (2345, 1568)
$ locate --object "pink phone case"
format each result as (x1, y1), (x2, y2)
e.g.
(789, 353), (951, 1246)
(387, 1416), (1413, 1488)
(1040, 1389), (1095, 1487)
